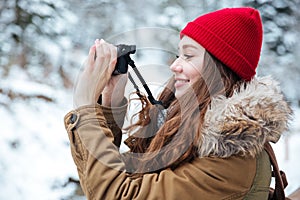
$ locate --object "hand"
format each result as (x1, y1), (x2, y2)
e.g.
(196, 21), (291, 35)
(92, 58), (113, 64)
(102, 73), (128, 107)
(73, 39), (118, 108)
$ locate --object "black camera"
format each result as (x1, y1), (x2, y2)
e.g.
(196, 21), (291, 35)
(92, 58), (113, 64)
(113, 44), (136, 75)
(111, 44), (163, 106)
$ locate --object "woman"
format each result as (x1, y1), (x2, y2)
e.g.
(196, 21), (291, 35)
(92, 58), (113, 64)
(64, 7), (292, 199)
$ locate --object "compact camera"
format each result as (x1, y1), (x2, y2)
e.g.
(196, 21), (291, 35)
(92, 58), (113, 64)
(113, 44), (136, 75)
(105, 43), (163, 106)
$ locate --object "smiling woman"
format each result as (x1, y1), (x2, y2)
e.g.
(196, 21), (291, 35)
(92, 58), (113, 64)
(64, 7), (292, 200)
(170, 36), (206, 98)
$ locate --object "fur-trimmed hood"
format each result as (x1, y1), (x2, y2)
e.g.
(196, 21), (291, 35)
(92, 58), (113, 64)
(198, 76), (292, 158)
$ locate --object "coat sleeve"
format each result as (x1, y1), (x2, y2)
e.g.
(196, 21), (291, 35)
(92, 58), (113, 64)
(64, 105), (257, 200)
(100, 99), (127, 147)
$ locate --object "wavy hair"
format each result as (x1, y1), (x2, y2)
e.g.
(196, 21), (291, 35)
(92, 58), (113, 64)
(124, 51), (242, 174)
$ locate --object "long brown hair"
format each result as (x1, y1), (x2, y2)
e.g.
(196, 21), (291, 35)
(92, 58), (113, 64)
(124, 51), (241, 174)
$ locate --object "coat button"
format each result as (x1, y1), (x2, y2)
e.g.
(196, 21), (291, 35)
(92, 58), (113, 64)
(69, 113), (77, 124)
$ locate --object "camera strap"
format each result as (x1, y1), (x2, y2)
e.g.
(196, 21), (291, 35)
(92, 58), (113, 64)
(127, 59), (164, 108)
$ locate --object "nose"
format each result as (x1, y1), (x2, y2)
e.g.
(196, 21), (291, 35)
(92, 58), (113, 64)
(170, 58), (183, 73)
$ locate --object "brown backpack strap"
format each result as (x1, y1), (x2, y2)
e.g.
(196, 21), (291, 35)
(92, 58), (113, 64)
(264, 142), (289, 200)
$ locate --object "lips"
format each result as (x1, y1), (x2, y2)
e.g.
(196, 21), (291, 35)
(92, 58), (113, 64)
(174, 78), (190, 88)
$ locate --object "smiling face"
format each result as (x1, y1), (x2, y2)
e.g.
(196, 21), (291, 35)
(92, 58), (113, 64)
(170, 36), (206, 98)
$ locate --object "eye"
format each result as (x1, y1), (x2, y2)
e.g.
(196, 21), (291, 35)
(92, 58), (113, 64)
(183, 54), (193, 60)
(176, 54), (193, 60)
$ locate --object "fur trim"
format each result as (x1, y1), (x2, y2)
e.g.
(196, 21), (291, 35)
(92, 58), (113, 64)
(198, 76), (292, 158)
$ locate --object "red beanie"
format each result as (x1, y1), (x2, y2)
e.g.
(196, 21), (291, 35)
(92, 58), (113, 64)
(180, 7), (263, 81)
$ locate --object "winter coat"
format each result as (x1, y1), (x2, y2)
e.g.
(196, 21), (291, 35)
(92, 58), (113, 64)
(64, 76), (292, 200)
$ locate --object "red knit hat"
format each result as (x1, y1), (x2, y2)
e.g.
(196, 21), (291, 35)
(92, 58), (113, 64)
(180, 7), (263, 81)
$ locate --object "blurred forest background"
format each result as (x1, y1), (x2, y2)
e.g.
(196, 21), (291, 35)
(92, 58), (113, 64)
(0, 0), (300, 199)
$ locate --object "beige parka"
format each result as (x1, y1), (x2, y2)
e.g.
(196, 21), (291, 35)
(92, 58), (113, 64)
(64, 76), (292, 200)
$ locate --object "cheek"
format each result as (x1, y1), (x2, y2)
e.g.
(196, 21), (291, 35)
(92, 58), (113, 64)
(189, 72), (199, 85)
(188, 65), (201, 84)
(189, 59), (203, 82)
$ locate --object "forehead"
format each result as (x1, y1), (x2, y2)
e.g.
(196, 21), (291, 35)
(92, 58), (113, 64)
(178, 36), (205, 51)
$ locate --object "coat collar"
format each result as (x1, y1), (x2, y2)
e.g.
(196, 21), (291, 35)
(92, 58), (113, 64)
(198, 76), (292, 158)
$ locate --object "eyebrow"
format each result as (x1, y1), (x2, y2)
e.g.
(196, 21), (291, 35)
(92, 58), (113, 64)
(178, 44), (198, 50)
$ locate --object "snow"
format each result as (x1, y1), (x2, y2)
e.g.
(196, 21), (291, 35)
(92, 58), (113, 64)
(0, 0), (299, 198)
(1, 65), (299, 199)
(272, 106), (300, 195)
(0, 68), (78, 199)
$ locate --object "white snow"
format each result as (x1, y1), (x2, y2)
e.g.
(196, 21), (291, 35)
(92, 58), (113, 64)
(0, 1), (299, 198)
(272, 106), (300, 195)
(0, 68), (78, 199)
(1, 66), (299, 199)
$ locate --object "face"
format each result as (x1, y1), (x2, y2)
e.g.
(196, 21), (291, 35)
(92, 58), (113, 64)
(170, 36), (205, 98)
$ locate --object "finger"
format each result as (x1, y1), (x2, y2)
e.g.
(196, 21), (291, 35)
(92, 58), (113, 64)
(87, 44), (96, 66)
(107, 44), (118, 75)
(95, 39), (110, 74)
(81, 44), (96, 74)
(101, 40), (111, 72)
(120, 73), (128, 84)
(95, 39), (104, 65)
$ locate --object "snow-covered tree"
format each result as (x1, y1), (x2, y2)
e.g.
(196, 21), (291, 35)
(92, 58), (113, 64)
(1, 1), (299, 199)
(243, 0), (300, 104)
(0, 0), (77, 87)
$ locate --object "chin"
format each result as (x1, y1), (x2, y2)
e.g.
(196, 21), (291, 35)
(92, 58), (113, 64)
(174, 89), (185, 99)
(175, 84), (195, 99)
